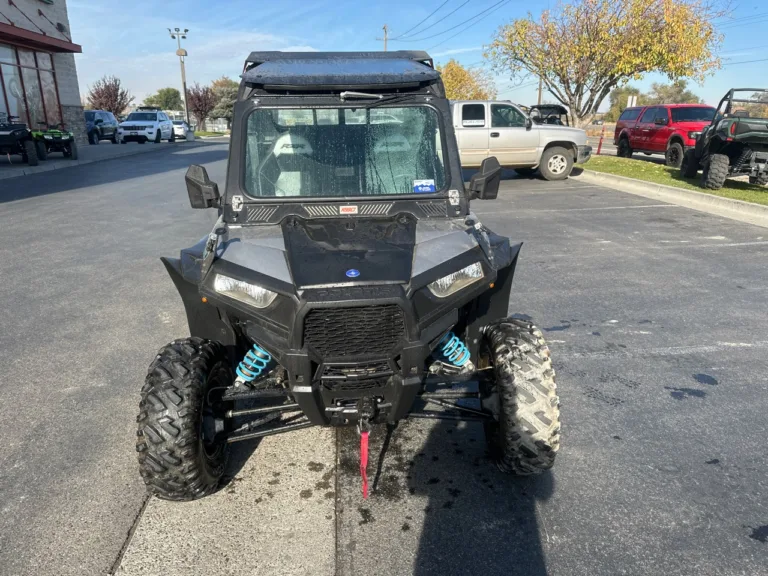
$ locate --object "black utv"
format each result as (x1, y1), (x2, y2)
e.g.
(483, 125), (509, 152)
(681, 88), (768, 189)
(0, 115), (39, 166)
(137, 51), (561, 501)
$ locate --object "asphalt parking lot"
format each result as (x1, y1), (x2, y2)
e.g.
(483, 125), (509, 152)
(1, 145), (767, 576)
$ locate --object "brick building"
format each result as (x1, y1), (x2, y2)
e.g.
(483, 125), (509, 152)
(0, 0), (85, 142)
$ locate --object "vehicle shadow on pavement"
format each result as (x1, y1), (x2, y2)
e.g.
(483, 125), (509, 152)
(338, 419), (553, 576)
(219, 439), (262, 489)
(0, 145), (228, 204)
(409, 421), (553, 576)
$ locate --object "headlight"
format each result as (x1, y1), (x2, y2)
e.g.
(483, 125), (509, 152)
(213, 274), (278, 308)
(44, 135), (53, 139)
(688, 131), (701, 140)
(427, 263), (484, 298)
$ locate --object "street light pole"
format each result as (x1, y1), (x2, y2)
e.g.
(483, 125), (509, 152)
(168, 27), (190, 126)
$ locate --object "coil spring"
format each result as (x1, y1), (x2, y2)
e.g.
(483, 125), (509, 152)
(438, 332), (471, 367)
(235, 343), (272, 383)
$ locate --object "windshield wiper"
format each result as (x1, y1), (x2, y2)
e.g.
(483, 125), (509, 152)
(338, 91), (416, 109)
(339, 91), (383, 102)
(360, 94), (416, 109)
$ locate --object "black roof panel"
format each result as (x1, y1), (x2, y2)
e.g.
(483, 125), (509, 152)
(242, 51), (439, 90)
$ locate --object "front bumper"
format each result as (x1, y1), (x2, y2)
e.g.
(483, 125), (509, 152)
(577, 144), (592, 164)
(118, 129), (155, 142)
(200, 263), (501, 427)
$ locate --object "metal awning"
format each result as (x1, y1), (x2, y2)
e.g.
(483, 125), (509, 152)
(0, 22), (82, 53)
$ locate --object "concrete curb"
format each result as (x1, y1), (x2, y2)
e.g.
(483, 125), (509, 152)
(576, 169), (768, 229)
(0, 141), (216, 181)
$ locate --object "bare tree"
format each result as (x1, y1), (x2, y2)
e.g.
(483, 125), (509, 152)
(86, 76), (134, 116)
(186, 83), (217, 131)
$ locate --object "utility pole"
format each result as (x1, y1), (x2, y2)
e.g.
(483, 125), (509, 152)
(168, 27), (190, 126)
(537, 77), (543, 105)
(376, 24), (389, 51)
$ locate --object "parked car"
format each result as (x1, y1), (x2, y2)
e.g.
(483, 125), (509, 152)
(613, 103), (716, 168)
(84, 110), (120, 144)
(172, 120), (190, 138)
(118, 107), (175, 144)
(452, 100), (591, 180)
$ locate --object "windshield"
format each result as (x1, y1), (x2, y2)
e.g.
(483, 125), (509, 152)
(671, 107), (715, 122)
(173, 121), (185, 125)
(244, 106), (446, 198)
(126, 113), (157, 122)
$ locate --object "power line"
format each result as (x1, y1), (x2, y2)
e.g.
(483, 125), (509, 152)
(390, 0), (452, 40)
(721, 57), (768, 66)
(719, 16), (768, 30)
(394, 0), (506, 43)
(428, 0), (512, 50)
(394, 0), (472, 40)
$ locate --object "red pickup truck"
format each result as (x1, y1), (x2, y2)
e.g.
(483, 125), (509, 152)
(613, 104), (716, 167)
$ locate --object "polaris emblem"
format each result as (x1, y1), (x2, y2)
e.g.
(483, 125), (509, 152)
(346, 269), (360, 278)
(340, 205), (359, 215)
(231, 195), (244, 212)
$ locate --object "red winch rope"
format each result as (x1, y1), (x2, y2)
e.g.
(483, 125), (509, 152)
(360, 430), (369, 499)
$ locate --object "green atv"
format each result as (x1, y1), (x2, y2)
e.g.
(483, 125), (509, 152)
(31, 122), (79, 161)
(681, 88), (768, 189)
(0, 114), (39, 166)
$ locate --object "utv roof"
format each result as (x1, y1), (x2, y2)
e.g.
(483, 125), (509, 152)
(241, 51), (439, 91)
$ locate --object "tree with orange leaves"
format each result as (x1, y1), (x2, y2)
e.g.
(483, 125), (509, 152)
(488, 0), (726, 126)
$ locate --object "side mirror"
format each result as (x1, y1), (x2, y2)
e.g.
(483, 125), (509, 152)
(654, 117), (667, 126)
(468, 156), (502, 201)
(525, 117), (533, 130)
(185, 164), (221, 209)
(94, 119), (103, 125)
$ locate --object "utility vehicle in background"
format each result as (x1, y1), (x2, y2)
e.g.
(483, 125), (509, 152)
(680, 89), (768, 189)
(0, 114), (39, 166)
(31, 123), (78, 160)
(136, 51), (561, 501)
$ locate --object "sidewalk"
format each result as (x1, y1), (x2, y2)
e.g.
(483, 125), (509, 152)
(0, 139), (215, 180)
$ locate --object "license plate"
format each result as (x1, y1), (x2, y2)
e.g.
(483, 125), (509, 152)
(130, 131), (138, 135)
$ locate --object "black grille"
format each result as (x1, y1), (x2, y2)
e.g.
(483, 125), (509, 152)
(303, 305), (405, 358)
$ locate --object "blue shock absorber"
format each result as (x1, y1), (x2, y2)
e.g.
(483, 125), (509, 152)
(235, 343), (273, 384)
(438, 332), (471, 367)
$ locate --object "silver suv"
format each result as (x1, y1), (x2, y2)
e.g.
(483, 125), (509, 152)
(452, 100), (591, 180)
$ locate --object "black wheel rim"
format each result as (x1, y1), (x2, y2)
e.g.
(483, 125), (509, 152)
(669, 147), (680, 165)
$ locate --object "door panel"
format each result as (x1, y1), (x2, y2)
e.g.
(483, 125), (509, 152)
(457, 103), (489, 167)
(649, 107), (671, 152)
(634, 107), (658, 150)
(489, 104), (539, 165)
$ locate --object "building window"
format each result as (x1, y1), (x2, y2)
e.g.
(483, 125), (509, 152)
(0, 42), (62, 126)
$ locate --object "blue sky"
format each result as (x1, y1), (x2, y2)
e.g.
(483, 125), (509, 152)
(68, 0), (768, 110)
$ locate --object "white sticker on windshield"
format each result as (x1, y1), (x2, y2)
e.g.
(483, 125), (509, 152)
(448, 189), (460, 205)
(413, 179), (436, 193)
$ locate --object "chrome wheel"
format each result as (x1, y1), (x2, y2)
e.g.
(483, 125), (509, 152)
(547, 154), (568, 175)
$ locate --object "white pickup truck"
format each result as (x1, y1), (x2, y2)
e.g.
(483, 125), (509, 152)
(451, 100), (592, 180)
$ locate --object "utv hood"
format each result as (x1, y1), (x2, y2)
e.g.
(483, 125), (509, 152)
(213, 215), (483, 290)
(281, 215), (416, 287)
